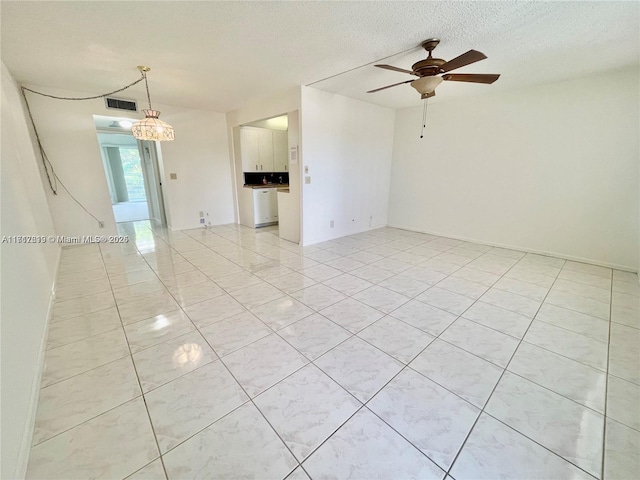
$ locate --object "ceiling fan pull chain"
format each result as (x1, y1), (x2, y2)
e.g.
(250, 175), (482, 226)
(420, 97), (428, 138)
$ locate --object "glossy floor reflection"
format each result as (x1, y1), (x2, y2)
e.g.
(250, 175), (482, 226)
(27, 222), (639, 479)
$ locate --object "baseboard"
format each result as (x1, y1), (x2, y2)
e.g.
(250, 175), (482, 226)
(302, 223), (387, 247)
(387, 223), (639, 274)
(169, 220), (236, 232)
(14, 247), (61, 478)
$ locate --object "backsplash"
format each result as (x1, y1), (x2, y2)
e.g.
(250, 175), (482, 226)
(244, 172), (289, 185)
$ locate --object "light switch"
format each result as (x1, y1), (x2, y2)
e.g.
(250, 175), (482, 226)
(170, 173), (177, 180)
(304, 165), (309, 174)
(305, 176), (311, 184)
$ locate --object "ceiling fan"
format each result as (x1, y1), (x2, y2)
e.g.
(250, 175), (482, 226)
(367, 38), (500, 98)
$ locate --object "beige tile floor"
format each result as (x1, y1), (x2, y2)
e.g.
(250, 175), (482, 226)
(26, 222), (639, 479)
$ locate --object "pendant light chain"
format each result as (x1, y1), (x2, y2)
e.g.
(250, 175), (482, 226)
(20, 70), (150, 226)
(21, 73), (145, 101)
(131, 67), (176, 142)
(142, 70), (153, 110)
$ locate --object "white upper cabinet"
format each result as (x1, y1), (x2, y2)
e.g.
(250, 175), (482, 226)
(240, 126), (289, 173)
(240, 127), (260, 172)
(272, 130), (289, 172)
(257, 128), (274, 172)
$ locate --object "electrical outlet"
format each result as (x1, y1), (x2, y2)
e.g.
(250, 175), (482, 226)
(200, 218), (205, 224)
(170, 173), (177, 180)
(98, 221), (105, 228)
(305, 176), (311, 184)
(330, 220), (334, 228)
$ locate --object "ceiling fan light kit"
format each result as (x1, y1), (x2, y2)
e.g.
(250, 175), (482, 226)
(410, 76), (443, 98)
(367, 38), (501, 137)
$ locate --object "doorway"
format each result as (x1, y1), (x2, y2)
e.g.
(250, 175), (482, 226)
(138, 140), (167, 226)
(233, 111), (301, 243)
(94, 117), (166, 225)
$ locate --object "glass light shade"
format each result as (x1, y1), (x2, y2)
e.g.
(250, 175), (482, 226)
(132, 109), (175, 141)
(410, 76), (444, 95)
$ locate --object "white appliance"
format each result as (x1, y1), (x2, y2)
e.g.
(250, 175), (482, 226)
(253, 188), (278, 227)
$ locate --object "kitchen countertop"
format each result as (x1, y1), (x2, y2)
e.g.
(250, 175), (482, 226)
(244, 184), (289, 190)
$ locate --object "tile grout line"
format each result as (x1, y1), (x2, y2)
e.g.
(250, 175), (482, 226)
(120, 231), (314, 397)
(191, 240), (333, 480)
(473, 412), (600, 480)
(41, 223), (624, 479)
(432, 256), (545, 458)
(181, 224), (615, 476)
(175, 226), (463, 475)
(600, 269), (614, 480)
(391, 262), (620, 385)
(450, 258), (619, 479)
(132, 224), (314, 477)
(443, 255), (568, 477)
(240, 230), (617, 475)
(282, 252), (531, 473)
(97, 238), (171, 480)
(277, 246), (555, 474)
(383, 270), (614, 377)
(31, 232), (470, 462)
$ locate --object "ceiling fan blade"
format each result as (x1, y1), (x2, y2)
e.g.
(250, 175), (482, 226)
(375, 64), (418, 76)
(439, 50), (487, 73)
(367, 79), (414, 93)
(442, 73), (500, 84)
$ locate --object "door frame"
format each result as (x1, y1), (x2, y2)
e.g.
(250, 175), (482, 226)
(137, 140), (167, 227)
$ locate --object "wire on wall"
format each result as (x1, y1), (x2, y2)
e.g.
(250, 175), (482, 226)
(20, 72), (146, 227)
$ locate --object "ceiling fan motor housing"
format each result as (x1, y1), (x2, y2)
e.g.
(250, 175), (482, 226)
(411, 58), (446, 76)
(412, 38), (445, 76)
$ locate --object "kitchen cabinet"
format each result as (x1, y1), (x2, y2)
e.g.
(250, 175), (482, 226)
(240, 127), (259, 172)
(240, 126), (288, 172)
(257, 128), (274, 172)
(253, 188), (278, 226)
(272, 130), (288, 172)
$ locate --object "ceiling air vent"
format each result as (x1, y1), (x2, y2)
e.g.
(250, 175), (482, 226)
(105, 97), (137, 112)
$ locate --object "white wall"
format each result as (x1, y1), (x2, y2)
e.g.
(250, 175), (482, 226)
(1, 62), (60, 479)
(159, 108), (233, 230)
(388, 66), (640, 271)
(300, 87), (395, 245)
(22, 83), (233, 234)
(278, 110), (301, 243)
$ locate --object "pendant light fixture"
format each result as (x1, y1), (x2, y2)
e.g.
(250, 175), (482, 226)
(131, 66), (175, 141)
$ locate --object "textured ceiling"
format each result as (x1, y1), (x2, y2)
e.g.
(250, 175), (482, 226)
(2, 1), (638, 112)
